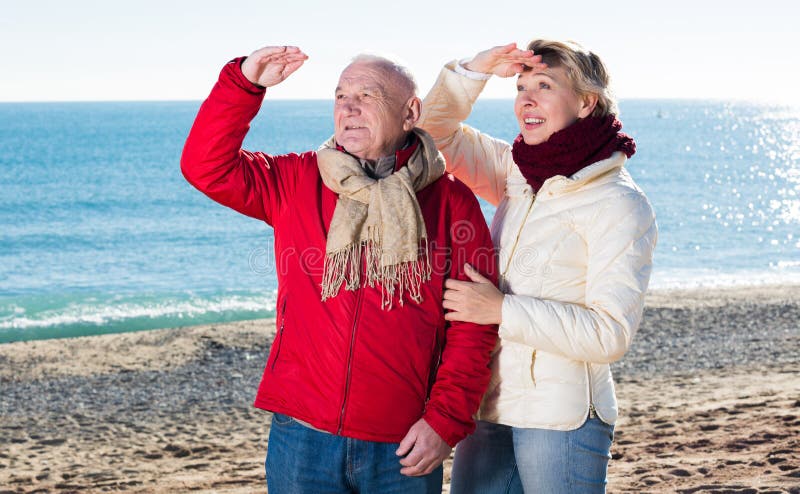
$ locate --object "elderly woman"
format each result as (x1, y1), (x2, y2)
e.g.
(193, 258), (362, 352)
(419, 40), (657, 492)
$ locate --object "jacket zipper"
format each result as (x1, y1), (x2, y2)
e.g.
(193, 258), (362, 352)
(427, 333), (443, 401)
(586, 362), (596, 418)
(505, 196), (538, 388)
(337, 285), (364, 434)
(270, 298), (288, 371)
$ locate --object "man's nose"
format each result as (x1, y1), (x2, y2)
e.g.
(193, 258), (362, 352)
(342, 100), (361, 115)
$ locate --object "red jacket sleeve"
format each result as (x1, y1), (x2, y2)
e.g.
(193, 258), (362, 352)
(422, 177), (499, 446)
(180, 57), (299, 226)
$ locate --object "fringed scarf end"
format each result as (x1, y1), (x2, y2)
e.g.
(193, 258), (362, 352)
(320, 239), (432, 310)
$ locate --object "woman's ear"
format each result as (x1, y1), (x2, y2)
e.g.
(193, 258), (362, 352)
(578, 93), (599, 118)
(403, 96), (422, 131)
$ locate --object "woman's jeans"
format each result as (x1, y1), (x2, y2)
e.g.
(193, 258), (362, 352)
(265, 413), (443, 494)
(450, 416), (614, 494)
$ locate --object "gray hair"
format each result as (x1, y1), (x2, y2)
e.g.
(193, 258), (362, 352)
(349, 53), (418, 98)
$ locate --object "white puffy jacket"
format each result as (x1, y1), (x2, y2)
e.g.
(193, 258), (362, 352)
(419, 63), (658, 430)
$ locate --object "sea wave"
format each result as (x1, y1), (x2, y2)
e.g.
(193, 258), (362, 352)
(649, 268), (800, 290)
(0, 292), (277, 342)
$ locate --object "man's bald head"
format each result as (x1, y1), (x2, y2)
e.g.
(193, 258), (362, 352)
(348, 54), (418, 101)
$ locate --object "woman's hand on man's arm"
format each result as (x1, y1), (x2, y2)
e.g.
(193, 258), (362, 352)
(443, 264), (504, 325)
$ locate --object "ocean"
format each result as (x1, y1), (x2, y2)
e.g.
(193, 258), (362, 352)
(1, 99), (799, 343)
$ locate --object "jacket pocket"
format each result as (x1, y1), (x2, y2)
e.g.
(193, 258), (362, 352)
(270, 298), (289, 371)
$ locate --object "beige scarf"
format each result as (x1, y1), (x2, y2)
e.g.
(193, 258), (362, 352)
(317, 128), (446, 309)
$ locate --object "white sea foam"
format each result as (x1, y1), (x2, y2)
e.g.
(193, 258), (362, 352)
(649, 268), (800, 290)
(0, 294), (277, 330)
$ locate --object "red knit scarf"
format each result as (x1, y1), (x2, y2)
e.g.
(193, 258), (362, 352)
(511, 115), (636, 193)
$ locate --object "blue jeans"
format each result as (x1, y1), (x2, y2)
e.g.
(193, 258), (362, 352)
(265, 413), (443, 494)
(450, 416), (614, 494)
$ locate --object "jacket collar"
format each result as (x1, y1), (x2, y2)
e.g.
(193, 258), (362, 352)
(508, 152), (627, 198)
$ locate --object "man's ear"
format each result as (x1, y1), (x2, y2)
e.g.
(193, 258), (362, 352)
(403, 96), (422, 131)
(578, 93), (599, 118)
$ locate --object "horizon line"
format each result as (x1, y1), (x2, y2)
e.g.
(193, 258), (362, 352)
(0, 96), (796, 105)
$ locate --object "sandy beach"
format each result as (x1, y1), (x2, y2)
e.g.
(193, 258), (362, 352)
(1, 285), (798, 493)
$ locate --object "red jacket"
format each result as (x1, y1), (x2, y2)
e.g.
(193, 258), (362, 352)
(181, 59), (498, 446)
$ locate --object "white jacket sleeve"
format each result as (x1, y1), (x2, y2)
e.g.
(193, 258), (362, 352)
(499, 191), (658, 364)
(419, 61), (512, 207)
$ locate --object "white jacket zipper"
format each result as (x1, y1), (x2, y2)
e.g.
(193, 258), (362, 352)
(501, 195), (535, 279)
(503, 195), (536, 385)
(586, 362), (596, 418)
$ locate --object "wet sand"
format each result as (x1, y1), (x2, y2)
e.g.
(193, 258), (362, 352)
(1, 285), (798, 493)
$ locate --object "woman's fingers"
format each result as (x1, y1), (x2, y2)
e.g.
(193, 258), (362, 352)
(443, 278), (473, 290)
(443, 287), (468, 312)
(442, 289), (459, 301)
(444, 311), (467, 322)
(463, 263), (490, 283)
(443, 266), (504, 325)
(492, 42), (518, 55)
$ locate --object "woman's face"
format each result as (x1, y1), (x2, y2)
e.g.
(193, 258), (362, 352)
(514, 66), (594, 145)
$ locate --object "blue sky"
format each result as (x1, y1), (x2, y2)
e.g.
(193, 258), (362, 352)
(1, 0), (798, 103)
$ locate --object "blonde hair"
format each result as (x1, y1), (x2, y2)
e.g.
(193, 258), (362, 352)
(526, 39), (618, 117)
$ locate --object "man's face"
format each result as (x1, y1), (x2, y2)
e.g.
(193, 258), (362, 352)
(333, 62), (413, 161)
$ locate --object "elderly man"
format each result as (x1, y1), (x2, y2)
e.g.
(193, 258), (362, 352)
(181, 45), (498, 493)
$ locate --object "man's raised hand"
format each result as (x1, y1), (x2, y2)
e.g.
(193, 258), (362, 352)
(241, 46), (308, 88)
